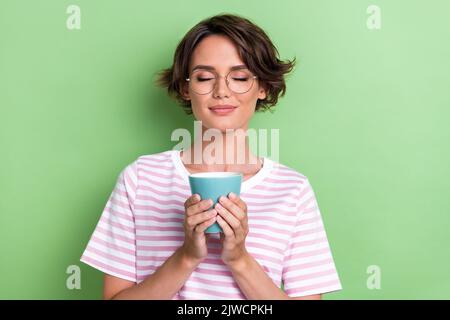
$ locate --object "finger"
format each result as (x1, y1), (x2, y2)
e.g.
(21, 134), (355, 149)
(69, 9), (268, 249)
(228, 192), (247, 212)
(215, 203), (241, 230)
(221, 195), (249, 232)
(216, 215), (234, 238)
(185, 209), (217, 230)
(186, 199), (213, 217)
(184, 194), (200, 210)
(216, 203), (247, 240)
(218, 196), (245, 220)
(194, 216), (217, 233)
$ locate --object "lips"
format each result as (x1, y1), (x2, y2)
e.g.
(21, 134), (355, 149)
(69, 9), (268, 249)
(208, 105), (237, 116)
(209, 105), (237, 110)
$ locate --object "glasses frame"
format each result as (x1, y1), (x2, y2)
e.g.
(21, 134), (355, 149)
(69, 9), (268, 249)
(185, 69), (257, 95)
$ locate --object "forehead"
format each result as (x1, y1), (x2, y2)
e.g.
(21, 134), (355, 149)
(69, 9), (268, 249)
(189, 35), (245, 71)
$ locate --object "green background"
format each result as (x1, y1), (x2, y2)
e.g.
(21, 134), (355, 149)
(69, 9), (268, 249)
(1, 0), (449, 299)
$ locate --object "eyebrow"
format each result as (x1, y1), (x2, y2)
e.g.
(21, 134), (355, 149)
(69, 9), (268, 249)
(191, 64), (248, 72)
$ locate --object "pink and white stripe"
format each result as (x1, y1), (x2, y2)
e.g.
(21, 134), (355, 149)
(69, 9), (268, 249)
(81, 149), (342, 298)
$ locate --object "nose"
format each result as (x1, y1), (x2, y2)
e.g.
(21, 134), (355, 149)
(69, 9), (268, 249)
(213, 75), (231, 98)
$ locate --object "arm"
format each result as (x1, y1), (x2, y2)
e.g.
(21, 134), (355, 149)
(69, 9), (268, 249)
(227, 252), (321, 300)
(214, 193), (322, 300)
(104, 247), (200, 300)
(104, 195), (217, 300)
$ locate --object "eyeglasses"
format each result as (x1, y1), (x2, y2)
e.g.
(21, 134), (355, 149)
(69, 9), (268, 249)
(186, 69), (257, 95)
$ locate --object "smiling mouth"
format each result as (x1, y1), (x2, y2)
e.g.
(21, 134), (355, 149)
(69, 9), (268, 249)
(208, 105), (237, 110)
(208, 106), (237, 115)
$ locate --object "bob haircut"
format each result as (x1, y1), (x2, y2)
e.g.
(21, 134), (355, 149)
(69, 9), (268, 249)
(157, 13), (296, 114)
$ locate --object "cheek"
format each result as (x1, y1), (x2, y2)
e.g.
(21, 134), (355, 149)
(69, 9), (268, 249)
(238, 91), (259, 111)
(189, 95), (209, 119)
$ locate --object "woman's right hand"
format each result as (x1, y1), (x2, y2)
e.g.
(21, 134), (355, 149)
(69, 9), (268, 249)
(181, 194), (217, 262)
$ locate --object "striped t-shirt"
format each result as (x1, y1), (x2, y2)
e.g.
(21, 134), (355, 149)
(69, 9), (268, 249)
(80, 149), (342, 299)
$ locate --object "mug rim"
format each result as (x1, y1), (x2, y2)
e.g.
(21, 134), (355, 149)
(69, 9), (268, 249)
(189, 172), (243, 178)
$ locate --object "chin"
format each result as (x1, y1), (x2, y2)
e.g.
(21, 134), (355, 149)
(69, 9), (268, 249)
(208, 119), (245, 132)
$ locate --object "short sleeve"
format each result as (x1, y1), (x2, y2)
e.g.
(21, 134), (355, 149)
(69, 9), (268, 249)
(282, 178), (342, 297)
(80, 161), (138, 282)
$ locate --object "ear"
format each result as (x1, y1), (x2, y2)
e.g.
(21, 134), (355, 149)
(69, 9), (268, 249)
(181, 82), (191, 101)
(257, 82), (267, 100)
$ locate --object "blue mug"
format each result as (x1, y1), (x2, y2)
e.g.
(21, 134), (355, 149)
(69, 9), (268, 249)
(188, 172), (243, 233)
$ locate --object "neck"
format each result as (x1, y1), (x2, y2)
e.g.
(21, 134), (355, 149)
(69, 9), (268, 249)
(180, 124), (262, 173)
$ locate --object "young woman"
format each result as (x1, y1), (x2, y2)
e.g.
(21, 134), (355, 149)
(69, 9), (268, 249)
(81, 14), (342, 300)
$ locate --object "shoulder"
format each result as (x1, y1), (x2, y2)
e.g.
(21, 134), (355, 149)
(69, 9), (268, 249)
(121, 149), (175, 181)
(136, 149), (174, 164)
(132, 149), (175, 171)
(269, 159), (310, 189)
(117, 150), (176, 203)
(269, 160), (321, 217)
(265, 159), (320, 208)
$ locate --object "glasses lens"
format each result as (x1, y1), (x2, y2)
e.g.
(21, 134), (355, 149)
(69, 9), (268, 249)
(190, 70), (216, 94)
(189, 69), (255, 94)
(227, 69), (255, 93)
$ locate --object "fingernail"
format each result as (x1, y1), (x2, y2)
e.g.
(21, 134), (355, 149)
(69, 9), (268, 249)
(215, 203), (222, 210)
(229, 192), (236, 199)
(219, 196), (225, 202)
(194, 194), (200, 201)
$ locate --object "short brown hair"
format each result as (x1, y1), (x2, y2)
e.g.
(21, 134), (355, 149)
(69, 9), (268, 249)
(156, 13), (296, 114)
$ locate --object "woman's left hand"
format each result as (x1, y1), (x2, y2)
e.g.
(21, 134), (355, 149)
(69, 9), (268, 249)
(214, 192), (249, 265)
